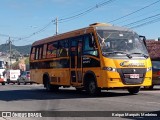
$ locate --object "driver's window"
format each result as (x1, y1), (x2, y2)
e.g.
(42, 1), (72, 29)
(83, 36), (94, 51)
(83, 34), (98, 56)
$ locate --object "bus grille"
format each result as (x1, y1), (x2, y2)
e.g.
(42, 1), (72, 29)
(117, 68), (146, 85)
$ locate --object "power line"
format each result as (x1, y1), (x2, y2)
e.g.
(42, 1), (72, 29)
(3, 0), (159, 43)
(123, 13), (160, 27)
(130, 17), (160, 29)
(0, 33), (10, 37)
(108, 0), (160, 23)
(2, 0), (116, 42)
(58, 0), (116, 23)
(19, 0), (116, 37)
(16, 20), (55, 41)
(115, 8), (160, 25)
(0, 33), (20, 39)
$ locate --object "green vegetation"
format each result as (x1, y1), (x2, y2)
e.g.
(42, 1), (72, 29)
(11, 57), (29, 70)
(25, 57), (29, 65)
(0, 44), (31, 55)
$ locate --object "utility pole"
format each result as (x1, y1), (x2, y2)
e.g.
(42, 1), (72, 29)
(55, 17), (58, 35)
(6, 37), (12, 69)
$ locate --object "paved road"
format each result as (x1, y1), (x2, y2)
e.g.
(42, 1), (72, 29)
(0, 84), (160, 120)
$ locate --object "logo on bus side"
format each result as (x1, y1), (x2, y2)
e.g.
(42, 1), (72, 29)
(120, 61), (145, 67)
(83, 57), (91, 64)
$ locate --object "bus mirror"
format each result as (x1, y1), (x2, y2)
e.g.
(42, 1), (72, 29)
(139, 35), (146, 46)
(139, 35), (146, 41)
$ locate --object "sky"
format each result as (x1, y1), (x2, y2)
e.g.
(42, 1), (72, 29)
(0, 0), (160, 46)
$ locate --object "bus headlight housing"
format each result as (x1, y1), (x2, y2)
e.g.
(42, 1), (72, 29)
(103, 67), (117, 72)
(147, 67), (152, 72)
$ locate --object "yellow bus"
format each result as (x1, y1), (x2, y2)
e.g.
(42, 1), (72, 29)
(30, 23), (152, 95)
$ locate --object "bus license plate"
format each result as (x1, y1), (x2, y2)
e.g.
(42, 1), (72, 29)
(130, 74), (139, 78)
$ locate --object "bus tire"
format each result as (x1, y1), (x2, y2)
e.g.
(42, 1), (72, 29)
(43, 75), (51, 91)
(149, 85), (154, 89)
(127, 87), (140, 94)
(44, 75), (59, 92)
(45, 79), (53, 92)
(2, 82), (5, 85)
(84, 72), (101, 96)
(7, 79), (10, 84)
(86, 80), (101, 96)
(17, 82), (20, 85)
(46, 83), (59, 92)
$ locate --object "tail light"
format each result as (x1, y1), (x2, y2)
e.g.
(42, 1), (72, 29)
(157, 71), (160, 75)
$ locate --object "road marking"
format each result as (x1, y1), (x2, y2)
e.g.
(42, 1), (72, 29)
(142, 90), (160, 93)
(147, 102), (160, 105)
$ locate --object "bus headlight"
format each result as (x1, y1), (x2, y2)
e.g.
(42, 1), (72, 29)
(147, 67), (152, 72)
(103, 67), (117, 72)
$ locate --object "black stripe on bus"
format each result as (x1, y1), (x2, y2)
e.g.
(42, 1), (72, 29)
(30, 56), (100, 69)
(30, 59), (70, 69)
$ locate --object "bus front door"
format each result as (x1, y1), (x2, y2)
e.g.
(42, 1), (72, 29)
(70, 39), (83, 86)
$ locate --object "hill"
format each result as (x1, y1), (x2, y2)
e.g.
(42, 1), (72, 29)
(0, 44), (31, 55)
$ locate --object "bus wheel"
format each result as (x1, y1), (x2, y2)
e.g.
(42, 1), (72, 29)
(45, 80), (59, 92)
(86, 80), (101, 96)
(2, 82), (5, 85)
(17, 82), (20, 85)
(7, 79), (10, 84)
(127, 87), (140, 94)
(46, 80), (53, 92)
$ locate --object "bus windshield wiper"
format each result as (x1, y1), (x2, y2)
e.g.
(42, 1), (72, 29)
(105, 51), (132, 59)
(129, 52), (149, 59)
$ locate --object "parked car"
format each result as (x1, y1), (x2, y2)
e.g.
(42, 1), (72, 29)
(0, 69), (6, 85)
(17, 71), (33, 85)
(145, 61), (160, 89)
(0, 75), (5, 85)
(151, 61), (160, 89)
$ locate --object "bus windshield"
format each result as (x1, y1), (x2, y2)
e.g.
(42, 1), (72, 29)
(97, 30), (149, 58)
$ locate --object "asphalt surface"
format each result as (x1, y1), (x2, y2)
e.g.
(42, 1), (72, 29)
(0, 84), (160, 120)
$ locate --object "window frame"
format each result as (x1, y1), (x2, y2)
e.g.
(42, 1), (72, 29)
(82, 33), (99, 57)
(46, 41), (58, 58)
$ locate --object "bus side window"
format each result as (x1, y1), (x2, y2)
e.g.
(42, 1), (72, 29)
(83, 34), (98, 56)
(30, 47), (35, 60)
(47, 42), (58, 58)
(35, 47), (39, 60)
(39, 47), (42, 59)
(58, 40), (68, 57)
(42, 44), (47, 59)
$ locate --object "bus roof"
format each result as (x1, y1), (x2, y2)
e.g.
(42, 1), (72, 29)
(32, 23), (134, 46)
